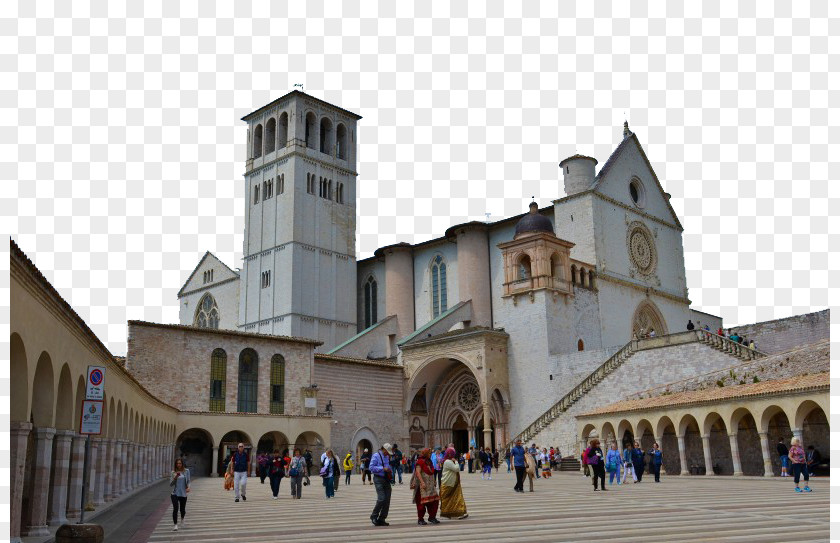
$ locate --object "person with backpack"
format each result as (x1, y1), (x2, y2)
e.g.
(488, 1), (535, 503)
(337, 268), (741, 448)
(268, 449), (285, 499)
(606, 443), (622, 485)
(369, 443), (394, 526)
(320, 449), (339, 499)
(287, 448), (307, 499)
(390, 444), (404, 485)
(343, 452), (354, 485)
(586, 439), (606, 491)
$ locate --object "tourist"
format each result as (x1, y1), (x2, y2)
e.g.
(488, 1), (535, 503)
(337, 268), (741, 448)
(360, 448), (372, 485)
(258, 452), (269, 484)
(649, 329), (656, 338)
(704, 324), (710, 331)
(304, 449), (313, 476)
(777, 438), (789, 477)
(288, 448), (306, 499)
(433, 447), (444, 486)
(806, 445), (822, 476)
(549, 447), (556, 471)
(511, 439), (527, 493)
(581, 448), (590, 477)
(717, 326), (724, 336)
(458, 453), (465, 471)
(631, 441), (645, 483)
(529, 443), (540, 478)
(541, 448), (552, 478)
(229, 443), (250, 502)
(586, 439), (606, 491)
(320, 449), (338, 499)
(343, 452), (354, 485)
(390, 444), (404, 485)
(749, 339), (756, 350)
(466, 447), (474, 473)
(606, 443), (622, 485)
(169, 458), (190, 532)
(686, 319), (695, 330)
(369, 443), (394, 526)
(504, 447), (511, 473)
(268, 450), (285, 499)
(648, 442), (663, 482)
(412, 448), (440, 525)
(621, 442), (636, 483)
(440, 447), (469, 519)
(524, 447), (537, 492)
(481, 447), (493, 480)
(788, 437), (812, 492)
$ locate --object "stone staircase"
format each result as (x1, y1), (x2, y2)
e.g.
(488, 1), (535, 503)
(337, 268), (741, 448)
(508, 330), (767, 449)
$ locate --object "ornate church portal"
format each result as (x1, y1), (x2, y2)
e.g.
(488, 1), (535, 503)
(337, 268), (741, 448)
(402, 328), (511, 452)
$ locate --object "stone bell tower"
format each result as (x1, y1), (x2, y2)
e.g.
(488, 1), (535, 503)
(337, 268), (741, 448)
(238, 91), (362, 350)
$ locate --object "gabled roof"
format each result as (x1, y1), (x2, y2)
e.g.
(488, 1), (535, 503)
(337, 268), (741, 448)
(594, 131), (682, 229)
(177, 251), (239, 297)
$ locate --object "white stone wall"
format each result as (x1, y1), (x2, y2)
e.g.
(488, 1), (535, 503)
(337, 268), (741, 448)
(412, 240), (459, 329)
(527, 341), (759, 454)
(595, 280), (690, 347)
(730, 309), (829, 355)
(179, 276), (240, 332)
(689, 309), (723, 333)
(553, 195), (596, 264)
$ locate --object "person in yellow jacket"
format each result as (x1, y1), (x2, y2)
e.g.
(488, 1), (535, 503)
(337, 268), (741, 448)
(343, 452), (354, 485)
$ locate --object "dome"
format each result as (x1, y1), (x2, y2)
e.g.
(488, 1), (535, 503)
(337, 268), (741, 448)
(514, 202), (553, 237)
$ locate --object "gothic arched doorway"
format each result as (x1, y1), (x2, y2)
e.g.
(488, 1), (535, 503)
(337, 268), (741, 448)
(632, 300), (667, 338)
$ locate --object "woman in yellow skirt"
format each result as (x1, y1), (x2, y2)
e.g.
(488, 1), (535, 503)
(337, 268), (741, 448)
(440, 447), (469, 520)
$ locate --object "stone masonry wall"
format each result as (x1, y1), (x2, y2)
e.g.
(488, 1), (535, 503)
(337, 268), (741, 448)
(527, 340), (755, 455)
(730, 309), (829, 355)
(313, 358), (405, 457)
(630, 340), (830, 399)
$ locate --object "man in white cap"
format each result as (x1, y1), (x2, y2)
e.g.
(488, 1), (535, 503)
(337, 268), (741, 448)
(368, 443), (393, 526)
(229, 443), (250, 502)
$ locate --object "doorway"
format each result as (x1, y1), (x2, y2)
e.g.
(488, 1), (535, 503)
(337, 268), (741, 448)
(452, 414), (468, 454)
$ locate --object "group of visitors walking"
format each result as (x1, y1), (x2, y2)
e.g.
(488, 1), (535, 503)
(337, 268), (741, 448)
(582, 439), (662, 490)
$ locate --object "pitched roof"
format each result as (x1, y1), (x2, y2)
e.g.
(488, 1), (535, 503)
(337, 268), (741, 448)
(240, 90), (363, 122)
(579, 372), (829, 417)
(128, 320), (323, 346)
(594, 132), (682, 229)
(315, 353), (402, 369)
(177, 251), (239, 297)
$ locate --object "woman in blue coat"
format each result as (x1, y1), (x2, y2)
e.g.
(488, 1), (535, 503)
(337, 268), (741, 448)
(648, 442), (663, 482)
(630, 441), (645, 483)
(605, 443), (623, 485)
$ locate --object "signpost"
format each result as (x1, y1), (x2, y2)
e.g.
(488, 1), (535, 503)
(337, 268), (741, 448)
(79, 365), (106, 523)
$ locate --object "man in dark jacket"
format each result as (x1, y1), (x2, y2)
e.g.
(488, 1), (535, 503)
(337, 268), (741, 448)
(776, 438), (789, 477)
(390, 444), (403, 485)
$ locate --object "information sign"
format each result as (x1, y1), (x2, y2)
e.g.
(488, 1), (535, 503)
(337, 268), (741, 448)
(79, 400), (104, 435)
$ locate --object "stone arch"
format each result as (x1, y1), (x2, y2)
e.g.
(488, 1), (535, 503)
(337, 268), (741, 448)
(760, 404), (792, 475)
(794, 399), (823, 429)
(516, 253), (532, 280)
(635, 418), (655, 451)
(10, 333), (29, 422)
(257, 431), (290, 454)
(600, 421), (617, 445)
(107, 397), (116, 438)
(319, 116), (333, 154)
(581, 423), (598, 442)
(176, 428), (215, 476)
(703, 411), (733, 475)
(264, 117), (276, 153)
(350, 427), (379, 458)
(54, 363), (74, 430)
(631, 299), (667, 338)
(616, 419), (635, 448)
(278, 111), (289, 148)
(405, 354), (485, 414)
(678, 413), (704, 474)
(759, 404), (793, 435)
(31, 351), (55, 427)
(194, 293), (219, 329)
(336, 122), (347, 159)
(305, 111), (317, 148)
(294, 431), (325, 462)
(797, 400), (828, 459)
(570, 264), (577, 284)
(548, 251), (563, 280)
(115, 401), (123, 439)
(655, 415), (679, 473)
(732, 408), (763, 476)
(253, 123), (263, 158)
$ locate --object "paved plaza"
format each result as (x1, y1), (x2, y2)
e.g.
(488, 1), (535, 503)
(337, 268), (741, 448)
(146, 471), (828, 542)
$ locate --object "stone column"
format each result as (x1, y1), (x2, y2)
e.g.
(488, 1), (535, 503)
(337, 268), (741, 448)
(47, 430), (74, 525)
(104, 439), (116, 500)
(249, 447), (257, 477)
(758, 432), (774, 477)
(482, 403), (493, 452)
(66, 433), (86, 520)
(23, 427), (56, 537)
(10, 421), (33, 543)
(114, 440), (126, 496)
(212, 447), (219, 477)
(125, 442), (134, 492)
(94, 438), (108, 505)
(676, 435), (689, 475)
(701, 434), (714, 476)
(729, 433), (743, 476)
(133, 442), (140, 488)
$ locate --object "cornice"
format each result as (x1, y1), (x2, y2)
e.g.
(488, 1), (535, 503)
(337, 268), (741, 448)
(596, 272), (690, 305)
(244, 149), (359, 178)
(594, 192), (682, 232)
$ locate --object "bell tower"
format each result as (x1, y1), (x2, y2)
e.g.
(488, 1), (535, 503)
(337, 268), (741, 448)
(238, 91), (362, 350)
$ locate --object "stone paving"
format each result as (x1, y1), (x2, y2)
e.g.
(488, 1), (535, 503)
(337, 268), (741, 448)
(147, 471), (829, 542)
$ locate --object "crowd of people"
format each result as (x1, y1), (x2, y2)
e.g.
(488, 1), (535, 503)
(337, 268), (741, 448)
(165, 431), (818, 532)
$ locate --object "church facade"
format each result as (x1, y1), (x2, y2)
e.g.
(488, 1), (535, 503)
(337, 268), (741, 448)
(174, 90), (724, 455)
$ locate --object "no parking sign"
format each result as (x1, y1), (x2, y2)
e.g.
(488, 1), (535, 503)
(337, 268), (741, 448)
(86, 365), (106, 400)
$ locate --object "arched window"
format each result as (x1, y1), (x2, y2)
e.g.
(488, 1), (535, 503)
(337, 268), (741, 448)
(306, 173), (313, 194)
(265, 117), (276, 153)
(570, 265), (577, 284)
(337, 182), (344, 204)
(588, 269), (595, 289)
(253, 184), (260, 204)
(305, 112), (317, 149)
(320, 117), (333, 154)
(279, 174), (284, 194)
(328, 179), (333, 200)
(518, 254), (532, 280)
(431, 255), (448, 318)
(237, 349), (258, 413)
(278, 112), (288, 148)
(194, 294), (220, 329)
(364, 276), (378, 328)
(577, 339), (584, 351)
(579, 266), (586, 285)
(253, 124), (263, 158)
(270, 354), (285, 414)
(209, 349), (226, 412)
(336, 123), (347, 159)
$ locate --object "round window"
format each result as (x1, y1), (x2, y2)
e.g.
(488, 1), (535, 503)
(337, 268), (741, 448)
(629, 178), (644, 207)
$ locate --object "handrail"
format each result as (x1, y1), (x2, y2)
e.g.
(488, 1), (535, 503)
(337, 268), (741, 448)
(695, 329), (768, 358)
(506, 339), (636, 448)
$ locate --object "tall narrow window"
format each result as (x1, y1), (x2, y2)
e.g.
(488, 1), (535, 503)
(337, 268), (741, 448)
(269, 354), (285, 414)
(253, 124), (263, 158)
(237, 348), (258, 413)
(194, 293), (219, 329)
(431, 255), (448, 318)
(364, 276), (378, 328)
(328, 179), (333, 200)
(265, 117), (276, 153)
(209, 348), (226, 412)
(305, 112), (316, 148)
(254, 184), (260, 204)
(278, 112), (288, 148)
(518, 255), (532, 280)
(279, 174), (284, 194)
(336, 123), (347, 159)
(262, 180), (267, 200)
(577, 339), (585, 351)
(320, 117), (333, 154)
